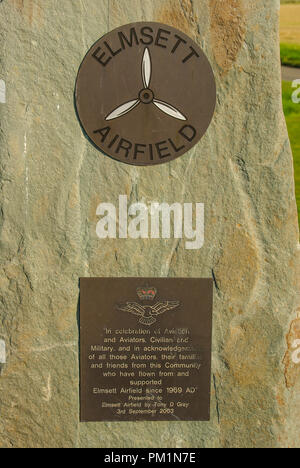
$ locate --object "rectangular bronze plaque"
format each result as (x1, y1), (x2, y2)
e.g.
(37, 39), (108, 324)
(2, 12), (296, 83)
(80, 278), (213, 422)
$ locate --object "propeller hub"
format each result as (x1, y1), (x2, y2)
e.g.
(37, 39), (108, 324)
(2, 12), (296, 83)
(139, 88), (154, 104)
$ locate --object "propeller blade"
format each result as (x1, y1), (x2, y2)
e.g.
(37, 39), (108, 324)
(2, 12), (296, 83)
(142, 48), (152, 89)
(105, 99), (140, 121)
(153, 99), (187, 121)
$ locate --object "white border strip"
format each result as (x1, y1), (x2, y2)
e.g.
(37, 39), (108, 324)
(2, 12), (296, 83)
(0, 80), (6, 104)
(0, 339), (6, 364)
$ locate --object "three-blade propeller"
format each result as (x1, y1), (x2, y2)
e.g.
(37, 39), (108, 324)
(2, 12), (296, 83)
(142, 47), (152, 89)
(105, 48), (187, 122)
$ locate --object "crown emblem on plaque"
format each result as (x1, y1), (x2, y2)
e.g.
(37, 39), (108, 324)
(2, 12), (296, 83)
(116, 287), (180, 326)
(136, 286), (157, 301)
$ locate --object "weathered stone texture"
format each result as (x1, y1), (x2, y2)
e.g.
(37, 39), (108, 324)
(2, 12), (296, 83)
(0, 0), (299, 448)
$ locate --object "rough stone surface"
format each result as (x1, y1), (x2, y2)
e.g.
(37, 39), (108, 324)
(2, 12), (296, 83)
(0, 0), (299, 448)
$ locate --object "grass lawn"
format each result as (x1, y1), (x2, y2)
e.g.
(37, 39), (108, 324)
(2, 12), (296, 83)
(282, 81), (300, 225)
(281, 43), (300, 67)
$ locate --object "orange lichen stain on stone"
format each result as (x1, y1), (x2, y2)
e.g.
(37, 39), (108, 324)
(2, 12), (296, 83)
(55, 306), (75, 333)
(276, 388), (285, 408)
(89, 196), (101, 221)
(214, 227), (259, 305)
(223, 323), (269, 387)
(156, 0), (198, 36)
(12, 0), (43, 25)
(16, 327), (37, 355)
(209, 0), (246, 74)
(67, 182), (80, 211)
(283, 311), (300, 389)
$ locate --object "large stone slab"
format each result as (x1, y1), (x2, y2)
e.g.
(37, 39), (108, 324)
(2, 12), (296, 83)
(0, 0), (299, 448)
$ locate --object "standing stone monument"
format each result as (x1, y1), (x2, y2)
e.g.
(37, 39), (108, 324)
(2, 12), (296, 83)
(0, 0), (299, 448)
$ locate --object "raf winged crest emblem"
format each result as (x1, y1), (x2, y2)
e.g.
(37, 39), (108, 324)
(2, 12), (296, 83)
(116, 286), (180, 326)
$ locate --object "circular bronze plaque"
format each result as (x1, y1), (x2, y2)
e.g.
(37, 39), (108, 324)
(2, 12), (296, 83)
(75, 22), (216, 166)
